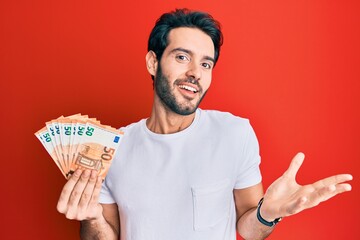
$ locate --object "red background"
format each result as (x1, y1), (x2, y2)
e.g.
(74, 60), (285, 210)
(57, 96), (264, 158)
(1, 0), (359, 239)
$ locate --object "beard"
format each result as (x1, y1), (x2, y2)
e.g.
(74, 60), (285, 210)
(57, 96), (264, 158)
(154, 64), (207, 116)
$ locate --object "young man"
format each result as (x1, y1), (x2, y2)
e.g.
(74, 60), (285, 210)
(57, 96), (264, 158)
(57, 9), (352, 240)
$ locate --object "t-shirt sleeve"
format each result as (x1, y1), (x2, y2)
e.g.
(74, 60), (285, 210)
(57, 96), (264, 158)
(234, 122), (262, 189)
(99, 178), (116, 204)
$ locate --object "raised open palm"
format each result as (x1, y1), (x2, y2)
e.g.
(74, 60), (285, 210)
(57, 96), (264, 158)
(260, 153), (352, 221)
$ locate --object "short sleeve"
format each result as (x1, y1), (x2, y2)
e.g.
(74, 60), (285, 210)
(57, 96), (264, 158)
(99, 178), (116, 204)
(234, 122), (262, 189)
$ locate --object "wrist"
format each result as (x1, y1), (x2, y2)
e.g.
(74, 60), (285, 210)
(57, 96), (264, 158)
(258, 198), (276, 221)
(256, 198), (282, 227)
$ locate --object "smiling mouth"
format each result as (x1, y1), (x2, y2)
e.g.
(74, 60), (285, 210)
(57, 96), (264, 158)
(178, 84), (198, 93)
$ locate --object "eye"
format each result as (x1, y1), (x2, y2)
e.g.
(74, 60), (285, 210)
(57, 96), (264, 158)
(176, 54), (190, 62)
(201, 62), (212, 69)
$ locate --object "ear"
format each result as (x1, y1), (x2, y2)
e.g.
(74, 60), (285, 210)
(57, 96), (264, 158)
(145, 51), (158, 76)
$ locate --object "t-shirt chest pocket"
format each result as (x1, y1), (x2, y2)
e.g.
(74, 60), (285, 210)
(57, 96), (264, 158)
(191, 178), (232, 231)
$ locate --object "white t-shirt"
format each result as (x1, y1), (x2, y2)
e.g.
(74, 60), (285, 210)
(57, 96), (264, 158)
(100, 109), (262, 240)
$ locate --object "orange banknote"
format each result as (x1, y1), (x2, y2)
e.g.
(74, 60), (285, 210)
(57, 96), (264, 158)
(35, 114), (123, 180)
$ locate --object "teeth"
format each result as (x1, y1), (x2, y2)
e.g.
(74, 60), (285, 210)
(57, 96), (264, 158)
(179, 85), (197, 93)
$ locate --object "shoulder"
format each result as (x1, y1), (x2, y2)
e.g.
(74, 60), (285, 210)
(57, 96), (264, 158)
(199, 109), (251, 131)
(119, 118), (146, 135)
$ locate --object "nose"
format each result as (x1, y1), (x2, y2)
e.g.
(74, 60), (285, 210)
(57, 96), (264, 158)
(185, 62), (201, 81)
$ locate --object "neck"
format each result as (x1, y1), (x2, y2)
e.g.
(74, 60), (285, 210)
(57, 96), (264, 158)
(146, 97), (196, 134)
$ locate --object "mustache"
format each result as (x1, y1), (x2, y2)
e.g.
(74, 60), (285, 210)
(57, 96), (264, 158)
(174, 77), (202, 91)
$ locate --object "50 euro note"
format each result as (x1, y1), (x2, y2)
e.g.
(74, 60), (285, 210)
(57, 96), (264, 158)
(64, 114), (100, 168)
(35, 127), (67, 178)
(35, 114), (124, 180)
(69, 121), (123, 180)
(46, 119), (66, 170)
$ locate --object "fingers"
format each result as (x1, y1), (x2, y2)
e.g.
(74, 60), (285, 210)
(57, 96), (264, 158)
(283, 152), (305, 179)
(306, 183), (351, 211)
(57, 169), (101, 220)
(77, 170), (99, 209)
(311, 182), (352, 203)
(76, 170), (103, 219)
(68, 169), (92, 208)
(90, 176), (103, 206)
(313, 174), (353, 189)
(57, 169), (83, 213)
(283, 182), (352, 217)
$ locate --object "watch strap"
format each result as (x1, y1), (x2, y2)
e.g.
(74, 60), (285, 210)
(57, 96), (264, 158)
(256, 198), (282, 227)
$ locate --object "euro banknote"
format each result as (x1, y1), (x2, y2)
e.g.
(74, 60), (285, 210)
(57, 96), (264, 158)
(35, 114), (124, 179)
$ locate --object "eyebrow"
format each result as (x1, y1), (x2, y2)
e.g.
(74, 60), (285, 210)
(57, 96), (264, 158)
(170, 47), (215, 63)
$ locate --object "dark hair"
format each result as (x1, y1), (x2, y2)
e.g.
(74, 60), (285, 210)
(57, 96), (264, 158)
(148, 8), (223, 66)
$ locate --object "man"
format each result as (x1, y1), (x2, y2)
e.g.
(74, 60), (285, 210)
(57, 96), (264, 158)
(57, 9), (352, 240)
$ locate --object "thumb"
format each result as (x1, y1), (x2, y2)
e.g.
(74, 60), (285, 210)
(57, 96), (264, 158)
(283, 152), (305, 179)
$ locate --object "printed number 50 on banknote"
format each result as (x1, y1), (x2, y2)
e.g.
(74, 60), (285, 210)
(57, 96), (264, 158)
(71, 121), (123, 179)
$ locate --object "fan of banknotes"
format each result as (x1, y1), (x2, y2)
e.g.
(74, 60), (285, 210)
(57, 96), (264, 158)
(35, 114), (124, 180)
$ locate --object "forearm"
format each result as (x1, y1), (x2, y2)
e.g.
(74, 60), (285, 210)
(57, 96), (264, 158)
(237, 207), (274, 240)
(80, 216), (118, 240)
